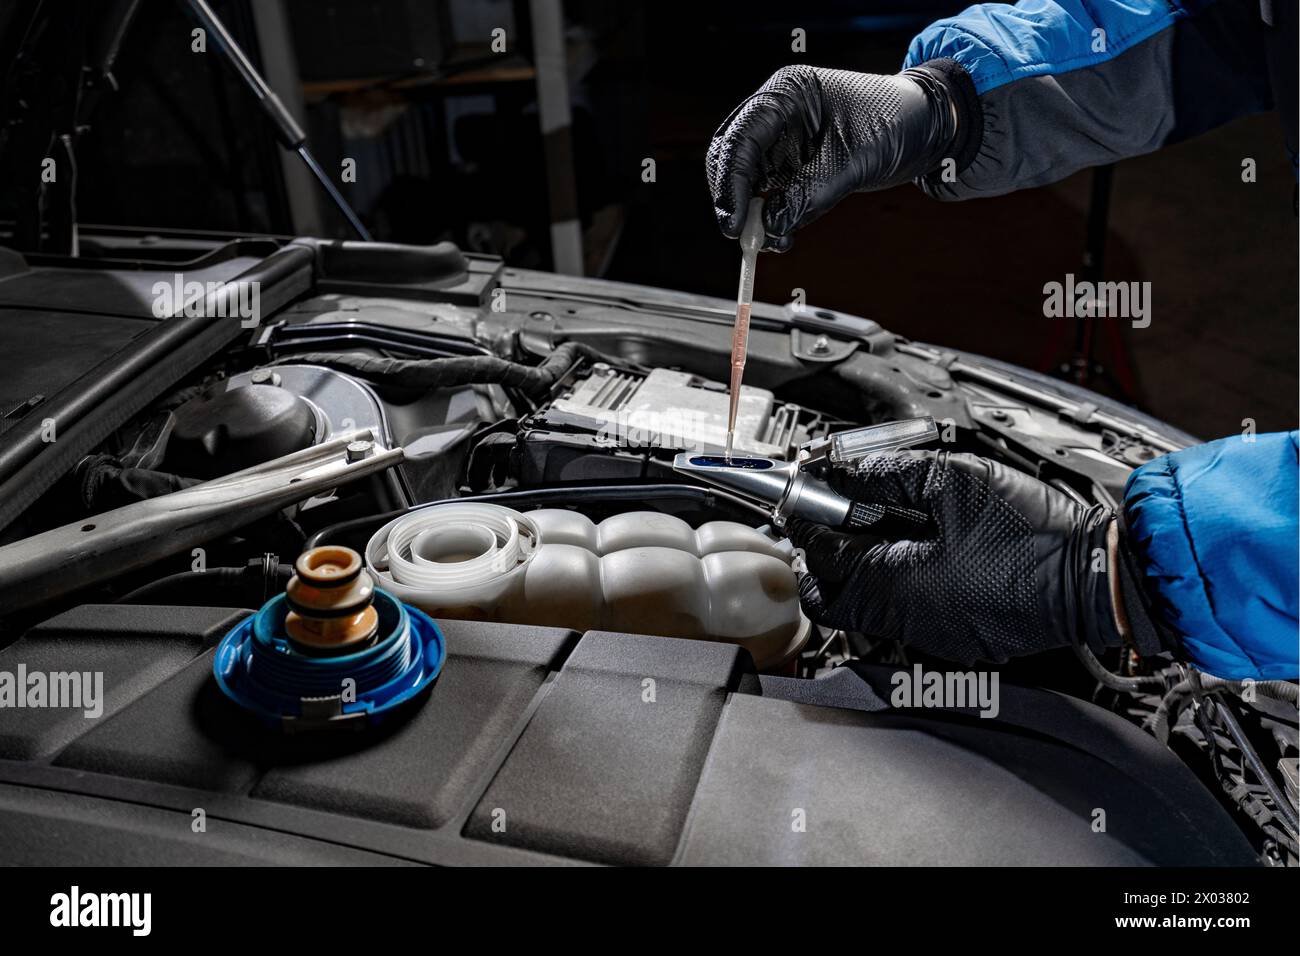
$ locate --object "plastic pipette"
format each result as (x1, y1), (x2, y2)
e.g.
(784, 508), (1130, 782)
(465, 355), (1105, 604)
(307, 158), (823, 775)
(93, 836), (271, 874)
(725, 197), (765, 460)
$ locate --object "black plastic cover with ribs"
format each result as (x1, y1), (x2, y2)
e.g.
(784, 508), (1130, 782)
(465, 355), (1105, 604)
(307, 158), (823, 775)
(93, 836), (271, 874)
(0, 604), (1259, 866)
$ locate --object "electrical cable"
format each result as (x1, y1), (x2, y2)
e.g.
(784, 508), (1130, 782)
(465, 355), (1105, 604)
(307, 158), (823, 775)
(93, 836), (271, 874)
(1071, 637), (1165, 692)
(1207, 695), (1300, 836)
(272, 341), (603, 398)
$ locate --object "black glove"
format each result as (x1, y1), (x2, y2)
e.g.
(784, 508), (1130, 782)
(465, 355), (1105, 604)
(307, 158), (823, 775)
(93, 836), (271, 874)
(705, 59), (978, 251)
(786, 450), (1140, 666)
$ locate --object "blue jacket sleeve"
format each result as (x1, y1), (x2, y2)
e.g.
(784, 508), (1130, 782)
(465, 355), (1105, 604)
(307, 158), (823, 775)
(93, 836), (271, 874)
(903, 0), (1278, 199)
(1124, 430), (1298, 681)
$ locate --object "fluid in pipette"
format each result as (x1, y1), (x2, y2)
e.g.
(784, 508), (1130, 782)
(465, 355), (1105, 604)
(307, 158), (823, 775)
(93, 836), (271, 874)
(725, 197), (765, 461)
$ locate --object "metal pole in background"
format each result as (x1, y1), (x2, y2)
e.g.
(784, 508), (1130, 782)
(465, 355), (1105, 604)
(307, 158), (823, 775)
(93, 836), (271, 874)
(529, 0), (584, 275)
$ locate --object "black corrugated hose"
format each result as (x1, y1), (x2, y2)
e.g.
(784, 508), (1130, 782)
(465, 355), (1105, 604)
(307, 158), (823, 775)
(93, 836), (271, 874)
(77, 453), (198, 511)
(272, 341), (602, 397)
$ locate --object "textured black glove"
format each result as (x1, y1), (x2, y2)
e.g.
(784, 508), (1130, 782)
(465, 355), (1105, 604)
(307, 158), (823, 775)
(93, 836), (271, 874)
(705, 59), (977, 251)
(786, 450), (1128, 666)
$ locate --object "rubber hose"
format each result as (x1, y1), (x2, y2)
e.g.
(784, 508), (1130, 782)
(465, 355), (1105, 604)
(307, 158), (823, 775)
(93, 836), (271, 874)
(1150, 674), (1298, 744)
(1150, 679), (1193, 744)
(77, 454), (198, 511)
(1198, 672), (1299, 704)
(1071, 637), (1165, 693)
(273, 341), (601, 397)
(117, 564), (293, 607)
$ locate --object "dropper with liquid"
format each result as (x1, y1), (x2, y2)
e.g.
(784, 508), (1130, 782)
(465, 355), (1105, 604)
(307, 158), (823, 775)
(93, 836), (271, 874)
(724, 196), (765, 461)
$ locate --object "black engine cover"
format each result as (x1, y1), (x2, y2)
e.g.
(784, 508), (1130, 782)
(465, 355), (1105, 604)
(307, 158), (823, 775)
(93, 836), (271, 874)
(0, 604), (1259, 866)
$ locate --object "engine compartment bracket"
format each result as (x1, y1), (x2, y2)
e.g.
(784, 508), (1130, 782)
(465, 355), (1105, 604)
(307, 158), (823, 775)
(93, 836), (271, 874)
(0, 431), (404, 616)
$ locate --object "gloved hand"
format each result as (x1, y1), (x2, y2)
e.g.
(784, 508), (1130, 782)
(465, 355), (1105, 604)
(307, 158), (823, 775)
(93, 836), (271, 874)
(786, 450), (1147, 666)
(705, 59), (976, 251)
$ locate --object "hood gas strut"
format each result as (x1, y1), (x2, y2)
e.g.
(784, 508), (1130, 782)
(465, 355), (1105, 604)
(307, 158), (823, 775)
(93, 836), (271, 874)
(181, 0), (372, 241)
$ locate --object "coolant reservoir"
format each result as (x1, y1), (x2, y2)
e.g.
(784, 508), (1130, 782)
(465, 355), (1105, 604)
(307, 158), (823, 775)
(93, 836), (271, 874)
(365, 504), (809, 669)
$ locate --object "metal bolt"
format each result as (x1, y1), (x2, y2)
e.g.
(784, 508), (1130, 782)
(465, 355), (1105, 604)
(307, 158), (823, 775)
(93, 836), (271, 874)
(250, 369), (280, 387)
(811, 335), (830, 354)
(346, 440), (375, 463)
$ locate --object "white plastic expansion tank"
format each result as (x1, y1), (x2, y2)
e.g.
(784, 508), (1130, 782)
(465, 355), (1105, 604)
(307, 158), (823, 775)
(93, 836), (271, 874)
(366, 504), (809, 670)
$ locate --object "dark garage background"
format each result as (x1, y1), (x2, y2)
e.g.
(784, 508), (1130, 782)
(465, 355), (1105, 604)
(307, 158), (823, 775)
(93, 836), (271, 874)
(10, 0), (1296, 440)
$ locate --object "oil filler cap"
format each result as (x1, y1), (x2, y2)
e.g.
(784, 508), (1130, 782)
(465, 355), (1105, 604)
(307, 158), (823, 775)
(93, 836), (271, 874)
(213, 546), (445, 731)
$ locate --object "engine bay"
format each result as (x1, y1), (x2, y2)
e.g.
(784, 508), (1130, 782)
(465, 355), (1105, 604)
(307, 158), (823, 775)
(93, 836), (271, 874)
(0, 237), (1292, 866)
